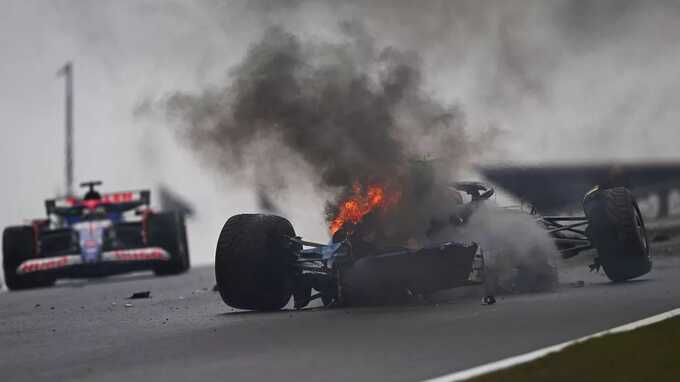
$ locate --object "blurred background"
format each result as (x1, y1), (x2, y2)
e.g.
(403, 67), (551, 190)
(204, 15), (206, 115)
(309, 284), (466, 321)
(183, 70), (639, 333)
(2, 0), (680, 264)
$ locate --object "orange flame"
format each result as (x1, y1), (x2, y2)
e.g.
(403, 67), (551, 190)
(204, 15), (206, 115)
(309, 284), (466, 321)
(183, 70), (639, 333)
(329, 182), (401, 235)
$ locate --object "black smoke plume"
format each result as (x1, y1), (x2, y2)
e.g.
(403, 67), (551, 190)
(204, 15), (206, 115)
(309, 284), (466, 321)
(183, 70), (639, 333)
(163, 23), (474, 236)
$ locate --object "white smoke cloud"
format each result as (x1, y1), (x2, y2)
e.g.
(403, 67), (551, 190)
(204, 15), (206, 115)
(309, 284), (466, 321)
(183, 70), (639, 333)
(451, 204), (560, 293)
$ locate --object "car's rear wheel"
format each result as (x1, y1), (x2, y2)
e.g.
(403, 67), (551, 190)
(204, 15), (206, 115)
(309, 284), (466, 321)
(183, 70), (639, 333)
(584, 187), (651, 282)
(3, 226), (55, 290)
(215, 214), (296, 311)
(149, 212), (190, 275)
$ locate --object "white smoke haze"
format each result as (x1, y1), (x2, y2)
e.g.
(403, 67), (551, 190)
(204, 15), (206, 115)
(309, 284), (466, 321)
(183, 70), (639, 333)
(2, 1), (680, 265)
(447, 204), (560, 293)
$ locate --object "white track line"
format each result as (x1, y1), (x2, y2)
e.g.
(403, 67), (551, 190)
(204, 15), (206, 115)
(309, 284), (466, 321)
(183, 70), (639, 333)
(424, 307), (680, 382)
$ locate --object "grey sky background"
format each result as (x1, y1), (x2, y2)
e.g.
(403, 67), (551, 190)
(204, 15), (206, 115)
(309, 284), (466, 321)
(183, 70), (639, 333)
(2, 0), (680, 264)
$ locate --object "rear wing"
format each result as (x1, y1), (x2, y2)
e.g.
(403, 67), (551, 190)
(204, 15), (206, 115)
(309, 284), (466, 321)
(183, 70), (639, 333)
(45, 190), (151, 217)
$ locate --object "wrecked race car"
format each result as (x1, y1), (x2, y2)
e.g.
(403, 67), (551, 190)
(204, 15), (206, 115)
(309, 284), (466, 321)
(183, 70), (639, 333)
(214, 182), (651, 311)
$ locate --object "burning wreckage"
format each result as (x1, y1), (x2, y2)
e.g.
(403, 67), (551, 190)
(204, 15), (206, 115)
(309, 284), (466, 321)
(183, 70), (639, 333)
(157, 25), (650, 311)
(214, 172), (651, 311)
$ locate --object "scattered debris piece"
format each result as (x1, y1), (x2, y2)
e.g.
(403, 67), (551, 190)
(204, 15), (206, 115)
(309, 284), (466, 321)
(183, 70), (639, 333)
(34, 304), (41, 308)
(127, 291), (151, 300)
(49, 306), (55, 310)
(589, 262), (601, 272)
(570, 280), (585, 288)
(124, 303), (133, 308)
(482, 295), (496, 305)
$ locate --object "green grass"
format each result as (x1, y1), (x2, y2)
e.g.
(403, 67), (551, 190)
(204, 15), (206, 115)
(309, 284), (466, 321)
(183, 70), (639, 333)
(470, 316), (680, 382)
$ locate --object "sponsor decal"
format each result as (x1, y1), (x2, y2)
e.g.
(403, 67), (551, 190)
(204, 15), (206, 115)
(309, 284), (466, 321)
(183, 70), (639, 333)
(84, 239), (98, 250)
(56, 192), (141, 209)
(102, 248), (169, 262)
(102, 192), (137, 204)
(18, 256), (80, 274)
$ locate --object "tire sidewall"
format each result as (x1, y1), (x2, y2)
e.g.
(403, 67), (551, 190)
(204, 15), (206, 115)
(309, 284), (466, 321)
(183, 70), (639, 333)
(215, 214), (295, 311)
(3, 226), (55, 290)
(584, 187), (652, 281)
(149, 211), (190, 275)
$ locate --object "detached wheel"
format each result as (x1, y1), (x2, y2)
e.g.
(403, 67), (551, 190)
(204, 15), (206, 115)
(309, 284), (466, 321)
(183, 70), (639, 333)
(584, 187), (651, 282)
(215, 214), (296, 311)
(3, 226), (55, 290)
(149, 212), (190, 275)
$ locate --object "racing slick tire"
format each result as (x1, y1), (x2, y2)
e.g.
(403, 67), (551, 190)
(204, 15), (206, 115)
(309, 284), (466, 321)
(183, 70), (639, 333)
(3, 226), (56, 290)
(584, 187), (651, 282)
(215, 214), (296, 311)
(149, 212), (190, 276)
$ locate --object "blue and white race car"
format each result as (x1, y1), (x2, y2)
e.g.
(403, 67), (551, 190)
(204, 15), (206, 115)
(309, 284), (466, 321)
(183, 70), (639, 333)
(2, 181), (190, 290)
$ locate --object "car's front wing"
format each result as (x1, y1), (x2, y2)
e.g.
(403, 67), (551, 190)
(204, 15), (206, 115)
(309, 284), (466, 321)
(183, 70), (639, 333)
(16, 247), (170, 275)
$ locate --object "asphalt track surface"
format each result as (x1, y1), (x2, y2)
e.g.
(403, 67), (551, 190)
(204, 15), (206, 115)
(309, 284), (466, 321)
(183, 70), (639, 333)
(2, 247), (680, 382)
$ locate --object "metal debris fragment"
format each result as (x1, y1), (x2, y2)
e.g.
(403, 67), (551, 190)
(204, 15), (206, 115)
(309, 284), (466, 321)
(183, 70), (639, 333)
(127, 291), (151, 299)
